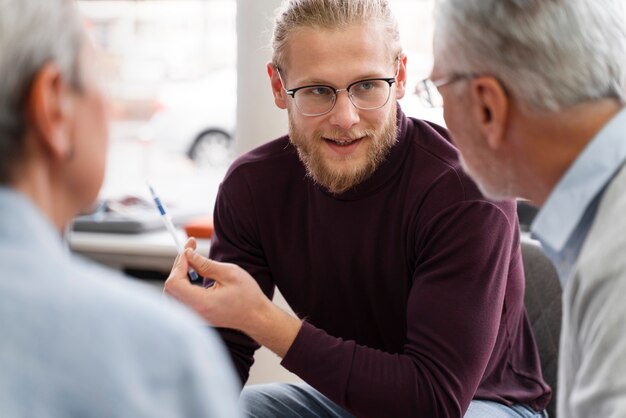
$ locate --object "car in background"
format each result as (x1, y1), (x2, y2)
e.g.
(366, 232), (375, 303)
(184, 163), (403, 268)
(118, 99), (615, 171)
(138, 67), (236, 167)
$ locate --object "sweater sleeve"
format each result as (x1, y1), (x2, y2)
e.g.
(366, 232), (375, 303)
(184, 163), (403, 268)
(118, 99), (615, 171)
(281, 200), (518, 418)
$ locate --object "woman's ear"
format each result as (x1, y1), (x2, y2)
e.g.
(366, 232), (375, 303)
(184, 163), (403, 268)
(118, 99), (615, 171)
(469, 76), (508, 150)
(27, 63), (75, 160)
(267, 62), (287, 109)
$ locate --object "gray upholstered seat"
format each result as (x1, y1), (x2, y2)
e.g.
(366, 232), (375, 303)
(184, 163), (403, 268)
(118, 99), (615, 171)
(521, 235), (562, 418)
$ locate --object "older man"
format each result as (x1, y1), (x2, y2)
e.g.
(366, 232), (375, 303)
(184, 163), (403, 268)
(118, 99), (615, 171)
(427, 0), (626, 417)
(0, 0), (240, 416)
(165, 0), (550, 417)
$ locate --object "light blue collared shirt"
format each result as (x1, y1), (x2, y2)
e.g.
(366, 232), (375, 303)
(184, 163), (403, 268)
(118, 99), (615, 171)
(531, 107), (626, 286)
(0, 187), (242, 417)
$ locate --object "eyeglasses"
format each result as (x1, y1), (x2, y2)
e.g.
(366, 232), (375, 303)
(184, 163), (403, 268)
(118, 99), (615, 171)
(277, 64), (399, 117)
(414, 73), (477, 108)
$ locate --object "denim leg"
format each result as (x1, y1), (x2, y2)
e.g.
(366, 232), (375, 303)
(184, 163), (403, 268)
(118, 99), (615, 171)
(240, 386), (547, 418)
(240, 383), (355, 418)
(465, 400), (548, 418)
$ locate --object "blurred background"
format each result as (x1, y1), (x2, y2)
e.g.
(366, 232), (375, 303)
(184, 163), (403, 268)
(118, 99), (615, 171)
(77, 0), (442, 213)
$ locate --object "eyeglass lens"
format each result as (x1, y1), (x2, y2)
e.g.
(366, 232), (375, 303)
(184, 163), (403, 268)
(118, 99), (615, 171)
(294, 79), (392, 115)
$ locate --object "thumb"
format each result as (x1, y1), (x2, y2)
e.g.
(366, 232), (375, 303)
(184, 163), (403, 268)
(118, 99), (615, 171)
(185, 250), (232, 283)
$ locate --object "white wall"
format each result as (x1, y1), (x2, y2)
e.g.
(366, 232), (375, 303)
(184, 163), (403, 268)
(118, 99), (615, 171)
(235, 0), (288, 156)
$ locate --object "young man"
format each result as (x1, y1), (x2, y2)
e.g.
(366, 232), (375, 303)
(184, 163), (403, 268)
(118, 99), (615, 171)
(165, 1), (550, 416)
(428, 0), (626, 417)
(0, 0), (240, 416)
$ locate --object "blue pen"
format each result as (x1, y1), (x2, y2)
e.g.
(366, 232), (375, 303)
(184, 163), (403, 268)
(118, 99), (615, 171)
(148, 183), (205, 286)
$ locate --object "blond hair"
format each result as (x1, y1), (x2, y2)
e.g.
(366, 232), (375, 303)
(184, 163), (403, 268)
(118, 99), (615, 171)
(272, 0), (401, 69)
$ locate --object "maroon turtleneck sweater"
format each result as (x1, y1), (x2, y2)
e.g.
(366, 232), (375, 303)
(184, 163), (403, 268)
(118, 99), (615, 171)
(209, 108), (551, 417)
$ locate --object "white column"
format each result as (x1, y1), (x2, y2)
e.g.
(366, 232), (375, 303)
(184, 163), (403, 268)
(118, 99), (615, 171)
(235, 0), (287, 156)
(236, 0), (301, 386)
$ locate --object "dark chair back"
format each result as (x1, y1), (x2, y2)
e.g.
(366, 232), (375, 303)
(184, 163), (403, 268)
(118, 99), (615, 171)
(521, 236), (562, 418)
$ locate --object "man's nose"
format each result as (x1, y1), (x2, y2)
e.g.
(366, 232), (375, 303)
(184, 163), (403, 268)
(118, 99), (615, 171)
(328, 90), (360, 130)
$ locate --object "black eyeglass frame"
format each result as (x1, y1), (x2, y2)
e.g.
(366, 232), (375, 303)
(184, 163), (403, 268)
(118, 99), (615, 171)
(275, 60), (400, 117)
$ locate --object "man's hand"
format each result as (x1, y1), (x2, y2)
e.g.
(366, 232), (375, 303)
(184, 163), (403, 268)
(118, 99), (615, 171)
(164, 238), (302, 357)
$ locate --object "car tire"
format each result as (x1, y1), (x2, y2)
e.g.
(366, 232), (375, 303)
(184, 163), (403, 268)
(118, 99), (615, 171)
(188, 129), (232, 166)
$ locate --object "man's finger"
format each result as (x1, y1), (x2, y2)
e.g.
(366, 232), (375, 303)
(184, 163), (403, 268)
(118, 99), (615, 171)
(164, 274), (210, 315)
(185, 249), (231, 282)
(184, 237), (197, 251)
(170, 250), (189, 280)
(164, 249), (192, 296)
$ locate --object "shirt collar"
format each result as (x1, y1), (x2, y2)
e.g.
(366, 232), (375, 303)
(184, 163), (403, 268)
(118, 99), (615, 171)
(531, 107), (626, 251)
(0, 187), (68, 260)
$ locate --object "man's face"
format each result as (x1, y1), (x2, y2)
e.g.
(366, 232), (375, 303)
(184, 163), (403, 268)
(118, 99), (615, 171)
(66, 41), (109, 212)
(277, 22), (406, 194)
(431, 54), (514, 201)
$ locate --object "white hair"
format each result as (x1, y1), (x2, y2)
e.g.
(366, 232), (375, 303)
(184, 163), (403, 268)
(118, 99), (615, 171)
(434, 0), (626, 112)
(0, 0), (84, 183)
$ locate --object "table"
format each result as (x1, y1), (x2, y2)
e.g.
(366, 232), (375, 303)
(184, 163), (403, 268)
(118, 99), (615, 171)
(69, 229), (211, 273)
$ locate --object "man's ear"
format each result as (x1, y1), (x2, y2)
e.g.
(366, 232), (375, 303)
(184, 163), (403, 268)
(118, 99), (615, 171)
(267, 62), (287, 110)
(468, 76), (508, 150)
(394, 53), (408, 100)
(27, 63), (75, 160)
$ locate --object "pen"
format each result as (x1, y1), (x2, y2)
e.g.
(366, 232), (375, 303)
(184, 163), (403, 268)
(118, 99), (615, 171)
(147, 183), (206, 286)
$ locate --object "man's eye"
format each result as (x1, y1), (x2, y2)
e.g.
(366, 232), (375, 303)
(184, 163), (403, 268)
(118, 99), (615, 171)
(303, 86), (333, 97)
(356, 81), (375, 91)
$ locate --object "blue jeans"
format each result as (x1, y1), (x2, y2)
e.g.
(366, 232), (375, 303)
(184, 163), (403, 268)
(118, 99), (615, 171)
(240, 383), (548, 418)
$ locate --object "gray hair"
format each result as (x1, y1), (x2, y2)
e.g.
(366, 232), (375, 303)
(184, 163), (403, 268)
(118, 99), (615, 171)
(434, 0), (626, 112)
(0, 0), (84, 184)
(271, 0), (401, 70)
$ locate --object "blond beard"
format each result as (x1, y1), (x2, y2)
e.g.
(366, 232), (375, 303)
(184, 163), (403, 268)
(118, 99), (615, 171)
(288, 105), (398, 194)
